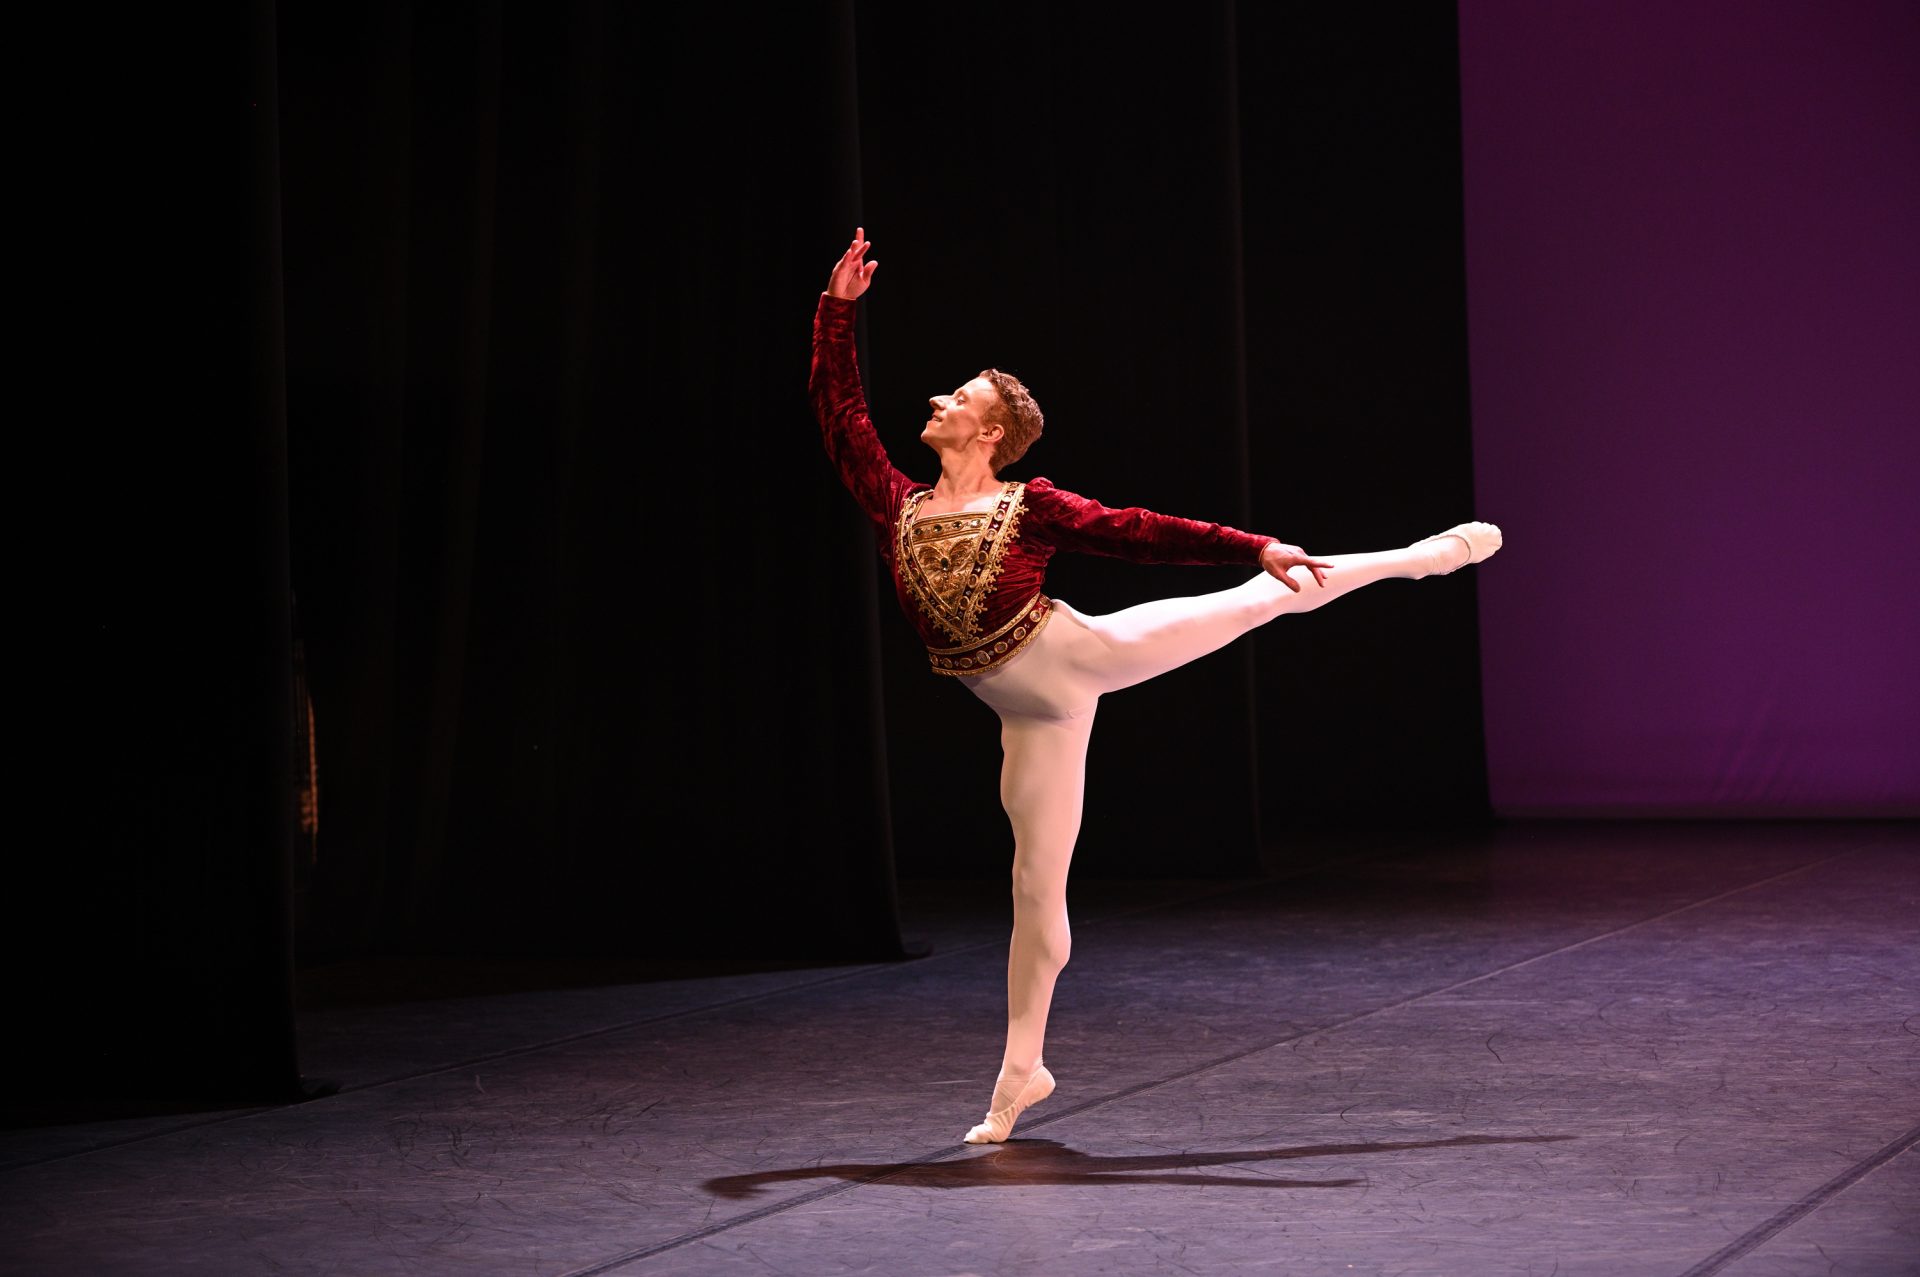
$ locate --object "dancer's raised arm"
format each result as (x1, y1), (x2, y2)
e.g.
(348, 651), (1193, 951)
(809, 227), (915, 531)
(826, 226), (878, 301)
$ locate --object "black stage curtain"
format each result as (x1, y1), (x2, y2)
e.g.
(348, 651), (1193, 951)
(280, 0), (1486, 957)
(280, 1), (906, 962)
(1239, 6), (1490, 827)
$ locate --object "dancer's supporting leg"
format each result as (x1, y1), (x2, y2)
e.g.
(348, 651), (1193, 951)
(964, 702), (1094, 1144)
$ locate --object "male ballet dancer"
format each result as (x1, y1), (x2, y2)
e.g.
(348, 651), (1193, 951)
(810, 228), (1500, 1144)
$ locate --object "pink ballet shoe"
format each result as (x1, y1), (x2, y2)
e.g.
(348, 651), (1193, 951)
(961, 1064), (1055, 1144)
(1416, 521), (1502, 574)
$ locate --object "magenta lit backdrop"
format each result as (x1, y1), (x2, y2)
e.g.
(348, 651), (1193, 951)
(1458, 0), (1920, 815)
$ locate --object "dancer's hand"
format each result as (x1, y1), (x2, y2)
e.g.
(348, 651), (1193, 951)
(1260, 542), (1333, 591)
(827, 227), (878, 300)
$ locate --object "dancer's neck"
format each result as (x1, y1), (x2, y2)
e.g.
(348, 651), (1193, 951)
(928, 454), (1001, 507)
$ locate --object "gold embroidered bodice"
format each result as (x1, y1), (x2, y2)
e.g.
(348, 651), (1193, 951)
(813, 292), (1276, 677)
(895, 482), (1029, 643)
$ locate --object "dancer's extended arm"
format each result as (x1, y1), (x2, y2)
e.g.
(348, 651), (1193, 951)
(1023, 478), (1331, 588)
(809, 229), (915, 531)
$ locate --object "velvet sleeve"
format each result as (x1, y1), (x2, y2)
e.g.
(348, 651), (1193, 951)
(1021, 476), (1274, 566)
(809, 292), (915, 531)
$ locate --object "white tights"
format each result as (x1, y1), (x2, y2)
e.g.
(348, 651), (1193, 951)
(959, 538), (1460, 1104)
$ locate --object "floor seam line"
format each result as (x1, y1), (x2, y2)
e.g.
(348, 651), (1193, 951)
(1675, 1119), (1920, 1277)
(574, 843), (1868, 1271)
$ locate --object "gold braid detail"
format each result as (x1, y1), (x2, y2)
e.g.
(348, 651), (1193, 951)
(928, 597), (1053, 677)
(925, 590), (1046, 653)
(893, 481), (1027, 642)
(970, 480), (1028, 619)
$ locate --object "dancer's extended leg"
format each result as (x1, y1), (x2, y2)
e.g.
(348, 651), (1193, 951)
(1085, 538), (1467, 694)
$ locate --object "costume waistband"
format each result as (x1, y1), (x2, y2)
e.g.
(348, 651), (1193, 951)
(927, 594), (1053, 676)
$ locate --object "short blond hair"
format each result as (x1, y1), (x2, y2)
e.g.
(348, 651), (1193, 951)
(980, 368), (1044, 475)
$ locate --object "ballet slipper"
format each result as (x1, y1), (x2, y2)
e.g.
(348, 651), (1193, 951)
(1416, 521), (1502, 574)
(961, 1064), (1056, 1144)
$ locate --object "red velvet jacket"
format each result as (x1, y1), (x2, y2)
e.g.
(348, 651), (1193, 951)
(809, 292), (1275, 676)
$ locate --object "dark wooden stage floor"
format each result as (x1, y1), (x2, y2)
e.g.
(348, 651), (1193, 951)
(4, 822), (1916, 1275)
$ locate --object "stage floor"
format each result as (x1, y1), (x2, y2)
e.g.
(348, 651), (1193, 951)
(4, 822), (1916, 1275)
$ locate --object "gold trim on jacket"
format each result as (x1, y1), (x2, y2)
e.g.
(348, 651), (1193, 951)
(926, 594), (1054, 676)
(895, 481), (1028, 643)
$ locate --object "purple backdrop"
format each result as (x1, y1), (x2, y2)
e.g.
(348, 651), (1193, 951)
(1458, 1), (1920, 815)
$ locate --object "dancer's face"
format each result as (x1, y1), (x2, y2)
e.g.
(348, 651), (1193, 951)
(923, 376), (1004, 457)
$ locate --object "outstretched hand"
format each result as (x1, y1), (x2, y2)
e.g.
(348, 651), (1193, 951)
(827, 227), (878, 300)
(1260, 542), (1334, 592)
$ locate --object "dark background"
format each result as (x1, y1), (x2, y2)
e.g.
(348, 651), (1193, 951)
(39, 0), (1909, 1107)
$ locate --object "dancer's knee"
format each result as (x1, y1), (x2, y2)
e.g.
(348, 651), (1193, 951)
(1248, 568), (1323, 614)
(1010, 863), (1062, 914)
(1010, 875), (1072, 970)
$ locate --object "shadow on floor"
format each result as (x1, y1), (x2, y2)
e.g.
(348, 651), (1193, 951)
(704, 1133), (1575, 1197)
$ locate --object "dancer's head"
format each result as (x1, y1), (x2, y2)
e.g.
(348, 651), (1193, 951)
(980, 368), (1043, 475)
(922, 369), (1044, 476)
